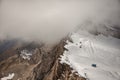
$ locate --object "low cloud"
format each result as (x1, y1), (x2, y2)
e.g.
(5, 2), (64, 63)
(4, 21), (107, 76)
(0, 0), (120, 43)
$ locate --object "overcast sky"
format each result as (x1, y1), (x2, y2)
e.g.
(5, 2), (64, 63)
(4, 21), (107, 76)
(0, 0), (120, 43)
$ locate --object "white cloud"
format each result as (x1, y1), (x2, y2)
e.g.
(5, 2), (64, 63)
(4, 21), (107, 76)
(0, 0), (120, 43)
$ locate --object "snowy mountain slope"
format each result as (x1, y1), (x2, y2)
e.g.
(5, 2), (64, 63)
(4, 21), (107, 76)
(61, 30), (120, 80)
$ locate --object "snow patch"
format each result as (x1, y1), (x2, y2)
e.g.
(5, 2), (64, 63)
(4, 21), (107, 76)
(20, 50), (33, 60)
(1, 73), (15, 80)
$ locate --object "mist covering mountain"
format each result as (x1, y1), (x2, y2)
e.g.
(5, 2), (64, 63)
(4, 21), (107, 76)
(0, 0), (120, 43)
(0, 0), (120, 80)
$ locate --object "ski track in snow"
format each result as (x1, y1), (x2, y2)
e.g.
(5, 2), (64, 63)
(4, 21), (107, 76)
(61, 31), (120, 80)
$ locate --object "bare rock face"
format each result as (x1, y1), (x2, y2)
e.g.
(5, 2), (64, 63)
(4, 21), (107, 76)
(0, 39), (86, 80)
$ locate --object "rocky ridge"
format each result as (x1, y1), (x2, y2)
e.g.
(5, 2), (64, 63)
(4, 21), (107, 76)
(0, 39), (86, 80)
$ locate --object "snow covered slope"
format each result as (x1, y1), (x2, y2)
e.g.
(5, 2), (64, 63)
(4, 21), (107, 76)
(61, 30), (120, 80)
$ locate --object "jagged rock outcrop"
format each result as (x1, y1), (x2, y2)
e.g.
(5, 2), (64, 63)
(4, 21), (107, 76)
(0, 39), (86, 80)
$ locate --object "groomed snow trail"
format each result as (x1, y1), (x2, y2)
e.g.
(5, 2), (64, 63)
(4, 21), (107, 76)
(61, 31), (120, 80)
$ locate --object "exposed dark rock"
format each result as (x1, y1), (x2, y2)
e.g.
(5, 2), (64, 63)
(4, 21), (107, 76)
(0, 39), (86, 80)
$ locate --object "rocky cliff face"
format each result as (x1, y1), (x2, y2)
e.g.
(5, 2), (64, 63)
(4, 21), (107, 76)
(0, 39), (86, 80)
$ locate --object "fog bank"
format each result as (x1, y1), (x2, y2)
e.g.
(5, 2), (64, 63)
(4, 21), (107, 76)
(0, 0), (120, 43)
